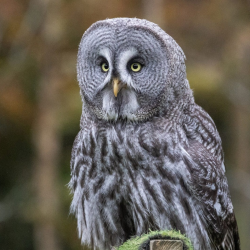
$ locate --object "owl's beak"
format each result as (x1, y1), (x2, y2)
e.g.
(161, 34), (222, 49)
(113, 78), (122, 97)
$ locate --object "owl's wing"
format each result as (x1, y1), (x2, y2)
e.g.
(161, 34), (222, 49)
(69, 130), (83, 192)
(182, 105), (240, 250)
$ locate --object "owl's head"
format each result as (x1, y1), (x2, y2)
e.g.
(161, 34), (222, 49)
(77, 18), (191, 122)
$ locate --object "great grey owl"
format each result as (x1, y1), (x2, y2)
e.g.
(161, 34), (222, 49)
(69, 18), (240, 250)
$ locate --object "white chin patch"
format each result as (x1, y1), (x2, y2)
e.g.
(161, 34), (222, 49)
(102, 89), (139, 121)
(120, 89), (139, 120)
(102, 90), (118, 120)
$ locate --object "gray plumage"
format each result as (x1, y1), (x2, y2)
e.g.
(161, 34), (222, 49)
(69, 18), (240, 250)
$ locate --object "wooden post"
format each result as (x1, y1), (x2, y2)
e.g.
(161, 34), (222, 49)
(150, 240), (183, 250)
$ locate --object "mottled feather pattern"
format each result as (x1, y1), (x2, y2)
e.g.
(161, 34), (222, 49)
(70, 105), (239, 250)
(70, 18), (240, 250)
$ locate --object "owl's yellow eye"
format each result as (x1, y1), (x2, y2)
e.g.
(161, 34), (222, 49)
(101, 62), (109, 72)
(131, 62), (142, 72)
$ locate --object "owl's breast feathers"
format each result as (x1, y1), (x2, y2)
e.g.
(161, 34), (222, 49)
(70, 104), (240, 250)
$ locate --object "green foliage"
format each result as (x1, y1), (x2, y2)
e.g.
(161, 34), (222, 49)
(118, 230), (194, 250)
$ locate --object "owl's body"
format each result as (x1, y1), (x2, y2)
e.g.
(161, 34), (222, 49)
(70, 18), (240, 250)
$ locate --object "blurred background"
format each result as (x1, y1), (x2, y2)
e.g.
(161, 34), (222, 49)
(0, 0), (250, 249)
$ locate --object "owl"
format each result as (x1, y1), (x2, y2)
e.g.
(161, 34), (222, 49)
(69, 18), (240, 250)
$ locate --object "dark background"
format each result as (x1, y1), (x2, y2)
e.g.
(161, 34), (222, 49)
(0, 0), (250, 249)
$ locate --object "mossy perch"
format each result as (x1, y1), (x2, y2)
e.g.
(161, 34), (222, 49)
(117, 230), (194, 250)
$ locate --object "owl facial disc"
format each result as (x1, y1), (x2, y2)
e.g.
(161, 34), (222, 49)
(77, 18), (188, 122)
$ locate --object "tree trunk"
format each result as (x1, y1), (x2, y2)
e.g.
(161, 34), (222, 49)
(142, 0), (166, 29)
(32, 0), (63, 249)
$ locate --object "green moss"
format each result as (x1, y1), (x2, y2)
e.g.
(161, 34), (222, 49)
(117, 230), (194, 250)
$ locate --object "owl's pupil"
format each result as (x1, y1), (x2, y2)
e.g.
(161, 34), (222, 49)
(101, 62), (109, 72)
(131, 62), (142, 72)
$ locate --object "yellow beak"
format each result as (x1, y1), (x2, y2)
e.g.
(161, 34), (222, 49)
(113, 78), (121, 97)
